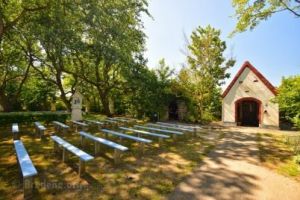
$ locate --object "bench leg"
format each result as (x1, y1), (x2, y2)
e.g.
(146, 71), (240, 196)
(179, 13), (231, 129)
(172, 134), (177, 140)
(81, 136), (85, 147)
(62, 148), (67, 162)
(193, 128), (197, 137)
(53, 142), (59, 154)
(40, 130), (44, 139)
(23, 176), (34, 199)
(158, 137), (163, 144)
(114, 149), (121, 165)
(139, 142), (145, 156)
(94, 142), (100, 155)
(79, 159), (85, 177)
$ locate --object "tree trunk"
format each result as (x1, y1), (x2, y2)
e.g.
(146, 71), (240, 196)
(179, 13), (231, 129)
(0, 93), (13, 112)
(98, 89), (111, 116)
(60, 93), (71, 111)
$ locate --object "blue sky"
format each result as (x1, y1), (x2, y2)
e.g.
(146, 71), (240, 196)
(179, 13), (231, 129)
(141, 0), (300, 89)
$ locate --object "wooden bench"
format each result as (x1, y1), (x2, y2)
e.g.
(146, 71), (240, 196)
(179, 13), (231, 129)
(12, 123), (19, 140)
(34, 122), (46, 139)
(134, 125), (184, 139)
(71, 120), (88, 132)
(119, 127), (170, 143)
(79, 131), (128, 164)
(50, 136), (94, 177)
(14, 140), (38, 199)
(101, 129), (152, 154)
(84, 120), (104, 130)
(53, 121), (69, 134)
(147, 123), (196, 136)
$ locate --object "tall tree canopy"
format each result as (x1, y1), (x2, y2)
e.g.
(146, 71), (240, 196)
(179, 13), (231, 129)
(179, 25), (235, 122)
(232, 0), (300, 34)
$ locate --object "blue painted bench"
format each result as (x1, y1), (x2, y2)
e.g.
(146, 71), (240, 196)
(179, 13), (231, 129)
(147, 123), (196, 136)
(53, 121), (69, 134)
(134, 125), (184, 139)
(101, 129), (152, 154)
(107, 118), (130, 125)
(34, 122), (46, 138)
(157, 122), (202, 133)
(12, 123), (19, 140)
(14, 140), (38, 199)
(119, 127), (170, 143)
(71, 120), (88, 132)
(79, 131), (128, 164)
(50, 136), (94, 177)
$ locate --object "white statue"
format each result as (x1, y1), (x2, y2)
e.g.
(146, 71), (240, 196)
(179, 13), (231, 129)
(71, 91), (83, 121)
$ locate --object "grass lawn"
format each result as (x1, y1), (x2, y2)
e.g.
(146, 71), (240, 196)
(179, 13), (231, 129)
(0, 119), (219, 200)
(257, 132), (300, 180)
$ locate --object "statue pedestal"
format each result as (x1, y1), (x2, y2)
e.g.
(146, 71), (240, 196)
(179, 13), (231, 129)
(71, 92), (83, 121)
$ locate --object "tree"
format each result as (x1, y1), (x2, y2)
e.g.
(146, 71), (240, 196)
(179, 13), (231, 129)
(69, 0), (149, 116)
(232, 0), (300, 34)
(275, 75), (300, 128)
(183, 25), (235, 122)
(0, 1), (49, 111)
(28, 0), (81, 111)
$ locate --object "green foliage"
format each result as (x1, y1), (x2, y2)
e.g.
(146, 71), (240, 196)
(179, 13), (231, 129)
(0, 111), (69, 125)
(178, 25), (235, 122)
(275, 75), (300, 128)
(232, 0), (300, 34)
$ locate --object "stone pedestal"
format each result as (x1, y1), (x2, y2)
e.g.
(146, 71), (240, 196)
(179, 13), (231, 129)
(71, 91), (83, 121)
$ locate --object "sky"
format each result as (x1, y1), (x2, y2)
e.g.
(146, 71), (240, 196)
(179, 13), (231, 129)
(141, 0), (300, 89)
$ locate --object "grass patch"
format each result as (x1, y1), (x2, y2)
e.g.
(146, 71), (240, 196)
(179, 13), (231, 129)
(0, 119), (218, 199)
(257, 132), (300, 179)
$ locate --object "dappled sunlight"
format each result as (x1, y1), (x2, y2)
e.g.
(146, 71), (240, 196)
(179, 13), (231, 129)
(0, 124), (220, 199)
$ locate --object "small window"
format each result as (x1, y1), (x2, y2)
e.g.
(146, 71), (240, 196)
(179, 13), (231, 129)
(254, 79), (258, 82)
(239, 81), (243, 84)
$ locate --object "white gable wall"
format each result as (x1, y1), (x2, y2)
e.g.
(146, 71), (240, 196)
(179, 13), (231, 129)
(222, 67), (279, 128)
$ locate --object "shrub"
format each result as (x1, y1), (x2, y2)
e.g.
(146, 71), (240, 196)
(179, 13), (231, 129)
(0, 111), (70, 125)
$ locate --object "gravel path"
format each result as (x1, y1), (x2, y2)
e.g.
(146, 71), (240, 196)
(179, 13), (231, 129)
(168, 128), (300, 200)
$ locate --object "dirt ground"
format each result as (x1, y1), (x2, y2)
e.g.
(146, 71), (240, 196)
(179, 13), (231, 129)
(168, 126), (300, 200)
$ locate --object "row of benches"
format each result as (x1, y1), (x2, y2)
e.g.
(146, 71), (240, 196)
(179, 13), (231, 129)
(13, 120), (200, 199)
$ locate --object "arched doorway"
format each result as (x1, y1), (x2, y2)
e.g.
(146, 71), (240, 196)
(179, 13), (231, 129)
(169, 100), (179, 120)
(235, 97), (261, 127)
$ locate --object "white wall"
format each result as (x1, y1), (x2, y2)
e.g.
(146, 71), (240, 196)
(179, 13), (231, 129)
(222, 68), (279, 128)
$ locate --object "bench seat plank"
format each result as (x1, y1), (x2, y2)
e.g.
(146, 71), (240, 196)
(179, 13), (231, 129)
(134, 125), (184, 135)
(14, 140), (38, 178)
(50, 136), (93, 161)
(157, 122), (202, 130)
(53, 121), (69, 129)
(85, 120), (104, 125)
(119, 127), (170, 138)
(34, 122), (46, 130)
(72, 121), (88, 127)
(101, 129), (152, 143)
(79, 131), (128, 151)
(147, 123), (193, 132)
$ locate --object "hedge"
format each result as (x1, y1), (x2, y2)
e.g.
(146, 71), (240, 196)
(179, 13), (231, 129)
(0, 111), (70, 125)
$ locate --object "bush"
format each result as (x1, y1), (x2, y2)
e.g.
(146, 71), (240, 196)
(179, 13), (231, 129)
(0, 111), (70, 125)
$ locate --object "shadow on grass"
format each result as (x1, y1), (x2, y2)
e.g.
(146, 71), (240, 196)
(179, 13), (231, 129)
(0, 122), (223, 200)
